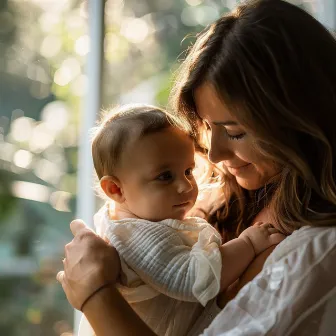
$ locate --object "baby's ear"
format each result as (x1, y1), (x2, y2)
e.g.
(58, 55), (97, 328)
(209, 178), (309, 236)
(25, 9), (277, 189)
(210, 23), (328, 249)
(100, 176), (125, 203)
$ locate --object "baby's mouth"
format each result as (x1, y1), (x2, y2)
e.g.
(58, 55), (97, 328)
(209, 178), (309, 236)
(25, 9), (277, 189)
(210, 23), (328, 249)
(174, 202), (190, 207)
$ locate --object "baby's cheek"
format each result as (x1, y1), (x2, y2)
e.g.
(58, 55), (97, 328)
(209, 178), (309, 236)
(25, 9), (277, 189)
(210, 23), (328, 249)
(191, 180), (198, 197)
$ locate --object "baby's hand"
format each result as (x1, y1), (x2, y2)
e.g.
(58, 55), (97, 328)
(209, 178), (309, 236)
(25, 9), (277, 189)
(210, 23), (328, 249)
(239, 222), (285, 256)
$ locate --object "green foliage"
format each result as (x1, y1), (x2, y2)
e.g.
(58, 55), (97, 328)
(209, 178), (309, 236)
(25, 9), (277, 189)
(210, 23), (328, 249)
(0, 170), (16, 222)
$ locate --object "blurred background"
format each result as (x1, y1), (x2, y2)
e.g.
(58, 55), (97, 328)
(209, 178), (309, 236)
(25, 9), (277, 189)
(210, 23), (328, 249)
(0, 0), (334, 335)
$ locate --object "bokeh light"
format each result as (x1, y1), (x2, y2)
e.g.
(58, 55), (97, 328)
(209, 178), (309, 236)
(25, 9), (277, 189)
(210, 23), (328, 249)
(0, 0), (329, 335)
(10, 117), (35, 143)
(13, 149), (33, 169)
(75, 35), (90, 56)
(121, 18), (149, 44)
(11, 181), (50, 203)
(185, 0), (203, 6)
(41, 101), (69, 132)
(40, 35), (62, 58)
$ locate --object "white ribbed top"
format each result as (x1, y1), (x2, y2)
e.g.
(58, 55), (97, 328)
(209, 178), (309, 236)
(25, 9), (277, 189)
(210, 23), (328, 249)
(79, 204), (223, 336)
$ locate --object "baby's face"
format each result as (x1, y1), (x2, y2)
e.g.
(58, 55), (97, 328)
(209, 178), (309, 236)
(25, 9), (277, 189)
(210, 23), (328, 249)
(118, 127), (198, 221)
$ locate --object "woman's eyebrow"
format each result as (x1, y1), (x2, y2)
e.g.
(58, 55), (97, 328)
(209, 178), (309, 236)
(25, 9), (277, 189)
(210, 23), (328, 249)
(213, 120), (239, 126)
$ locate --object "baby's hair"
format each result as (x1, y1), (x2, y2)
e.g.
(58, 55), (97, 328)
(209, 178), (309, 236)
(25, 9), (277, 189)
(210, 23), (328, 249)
(91, 104), (193, 180)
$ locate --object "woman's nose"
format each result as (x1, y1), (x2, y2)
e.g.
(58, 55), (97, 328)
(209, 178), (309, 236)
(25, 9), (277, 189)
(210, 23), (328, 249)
(176, 177), (193, 194)
(208, 132), (233, 164)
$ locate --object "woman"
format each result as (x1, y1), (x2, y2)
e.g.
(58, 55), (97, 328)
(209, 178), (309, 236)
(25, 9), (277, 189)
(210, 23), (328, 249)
(57, 0), (336, 335)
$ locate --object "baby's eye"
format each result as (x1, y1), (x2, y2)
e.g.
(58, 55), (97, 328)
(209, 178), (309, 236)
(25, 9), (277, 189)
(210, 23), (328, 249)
(185, 168), (194, 176)
(156, 171), (173, 181)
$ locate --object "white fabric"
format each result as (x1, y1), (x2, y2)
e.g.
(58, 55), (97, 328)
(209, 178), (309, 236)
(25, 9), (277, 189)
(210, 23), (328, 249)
(187, 298), (222, 336)
(78, 204), (222, 336)
(201, 225), (336, 336)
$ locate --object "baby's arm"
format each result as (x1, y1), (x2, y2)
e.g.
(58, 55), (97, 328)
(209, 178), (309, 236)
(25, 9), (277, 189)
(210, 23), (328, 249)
(218, 222), (285, 292)
(105, 220), (222, 306)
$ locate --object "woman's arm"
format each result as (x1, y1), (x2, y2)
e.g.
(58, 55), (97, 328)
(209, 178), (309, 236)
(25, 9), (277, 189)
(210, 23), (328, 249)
(57, 220), (157, 336)
(82, 284), (156, 336)
(81, 238), (276, 335)
(56, 220), (279, 335)
(56, 221), (121, 310)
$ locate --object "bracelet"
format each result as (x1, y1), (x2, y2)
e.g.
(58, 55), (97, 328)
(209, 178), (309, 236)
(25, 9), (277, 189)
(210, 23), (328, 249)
(80, 282), (113, 312)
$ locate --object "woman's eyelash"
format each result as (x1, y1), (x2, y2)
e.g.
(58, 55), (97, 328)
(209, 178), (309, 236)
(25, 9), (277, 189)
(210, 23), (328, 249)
(227, 133), (246, 140)
(202, 120), (245, 140)
(219, 125), (246, 140)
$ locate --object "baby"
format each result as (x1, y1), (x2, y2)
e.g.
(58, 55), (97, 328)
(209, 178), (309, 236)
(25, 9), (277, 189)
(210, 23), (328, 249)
(79, 104), (284, 336)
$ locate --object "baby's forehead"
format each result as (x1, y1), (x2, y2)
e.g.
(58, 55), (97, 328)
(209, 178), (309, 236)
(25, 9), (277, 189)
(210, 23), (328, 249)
(121, 128), (195, 167)
(139, 128), (194, 150)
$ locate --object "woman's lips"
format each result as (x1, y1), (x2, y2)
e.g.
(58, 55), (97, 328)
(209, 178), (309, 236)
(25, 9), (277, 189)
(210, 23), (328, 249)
(227, 163), (251, 176)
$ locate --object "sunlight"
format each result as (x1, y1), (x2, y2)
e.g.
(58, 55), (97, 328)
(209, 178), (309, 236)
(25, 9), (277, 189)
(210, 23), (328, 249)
(13, 149), (33, 169)
(34, 158), (62, 185)
(121, 18), (149, 44)
(10, 117), (34, 143)
(40, 35), (62, 58)
(11, 181), (50, 203)
(41, 101), (69, 132)
(50, 191), (72, 212)
(185, 0), (203, 6)
(29, 123), (55, 153)
(75, 35), (90, 56)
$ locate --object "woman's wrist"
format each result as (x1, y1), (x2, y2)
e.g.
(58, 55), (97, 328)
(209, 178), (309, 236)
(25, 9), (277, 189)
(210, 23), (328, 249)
(82, 284), (118, 336)
(81, 282), (115, 312)
(81, 282), (115, 314)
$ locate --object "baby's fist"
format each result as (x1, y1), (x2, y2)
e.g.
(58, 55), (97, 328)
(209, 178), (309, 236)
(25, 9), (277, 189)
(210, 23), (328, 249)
(239, 222), (285, 255)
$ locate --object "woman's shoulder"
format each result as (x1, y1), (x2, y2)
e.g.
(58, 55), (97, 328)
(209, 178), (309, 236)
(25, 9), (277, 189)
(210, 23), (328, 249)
(265, 225), (336, 268)
(202, 226), (336, 336)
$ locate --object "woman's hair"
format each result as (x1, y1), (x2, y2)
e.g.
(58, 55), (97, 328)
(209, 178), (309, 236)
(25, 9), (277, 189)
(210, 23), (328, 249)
(170, 0), (336, 237)
(91, 104), (192, 179)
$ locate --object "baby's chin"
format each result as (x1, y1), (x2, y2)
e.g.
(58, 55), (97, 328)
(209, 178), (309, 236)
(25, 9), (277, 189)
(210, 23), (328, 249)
(140, 204), (195, 222)
(151, 212), (187, 222)
(169, 206), (193, 220)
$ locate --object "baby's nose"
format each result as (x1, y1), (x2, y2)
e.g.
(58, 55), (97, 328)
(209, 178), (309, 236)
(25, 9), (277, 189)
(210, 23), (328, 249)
(176, 177), (193, 194)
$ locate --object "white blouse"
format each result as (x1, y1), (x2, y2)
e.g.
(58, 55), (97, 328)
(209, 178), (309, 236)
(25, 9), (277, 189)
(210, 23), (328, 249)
(201, 225), (336, 336)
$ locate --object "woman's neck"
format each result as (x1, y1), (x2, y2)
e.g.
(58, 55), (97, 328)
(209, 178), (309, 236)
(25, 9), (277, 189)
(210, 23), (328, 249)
(252, 206), (274, 226)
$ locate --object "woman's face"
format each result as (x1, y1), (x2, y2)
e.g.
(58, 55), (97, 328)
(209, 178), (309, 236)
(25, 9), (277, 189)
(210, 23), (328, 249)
(194, 83), (281, 190)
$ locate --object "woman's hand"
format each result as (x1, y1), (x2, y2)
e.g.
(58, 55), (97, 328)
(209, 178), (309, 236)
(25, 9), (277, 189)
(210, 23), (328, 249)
(56, 219), (121, 311)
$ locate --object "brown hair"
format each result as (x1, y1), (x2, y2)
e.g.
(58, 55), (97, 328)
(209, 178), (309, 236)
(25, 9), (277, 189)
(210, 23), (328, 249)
(91, 104), (192, 179)
(170, 0), (336, 238)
